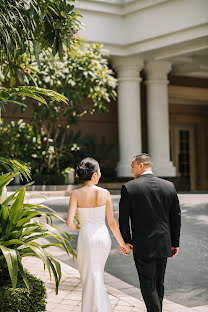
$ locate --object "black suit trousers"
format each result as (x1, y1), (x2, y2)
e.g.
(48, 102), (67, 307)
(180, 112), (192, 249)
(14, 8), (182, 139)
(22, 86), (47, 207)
(134, 257), (167, 312)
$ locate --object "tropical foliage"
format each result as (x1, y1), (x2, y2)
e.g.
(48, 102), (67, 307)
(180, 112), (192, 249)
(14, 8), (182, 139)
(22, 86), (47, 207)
(0, 0), (81, 176)
(0, 120), (115, 179)
(0, 0), (81, 71)
(0, 172), (76, 293)
(1, 43), (117, 120)
(0, 86), (68, 178)
(0, 0), (80, 106)
(0, 44), (117, 171)
(0, 158), (31, 181)
(0, 86), (68, 111)
(0, 119), (51, 174)
(29, 43), (117, 120)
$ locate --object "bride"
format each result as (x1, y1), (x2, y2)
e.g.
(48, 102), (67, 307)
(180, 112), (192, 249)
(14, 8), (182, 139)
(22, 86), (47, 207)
(66, 157), (131, 312)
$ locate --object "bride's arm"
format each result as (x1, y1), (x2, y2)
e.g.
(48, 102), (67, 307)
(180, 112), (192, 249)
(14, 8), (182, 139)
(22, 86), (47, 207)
(66, 191), (80, 231)
(106, 190), (130, 252)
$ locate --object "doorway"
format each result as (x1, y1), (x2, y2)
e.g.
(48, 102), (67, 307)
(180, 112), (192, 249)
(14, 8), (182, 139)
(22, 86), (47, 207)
(170, 125), (196, 191)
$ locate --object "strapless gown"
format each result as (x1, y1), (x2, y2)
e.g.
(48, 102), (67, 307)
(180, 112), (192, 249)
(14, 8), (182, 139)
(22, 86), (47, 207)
(77, 205), (113, 312)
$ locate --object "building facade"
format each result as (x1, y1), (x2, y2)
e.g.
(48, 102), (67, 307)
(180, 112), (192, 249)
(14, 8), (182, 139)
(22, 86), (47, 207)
(2, 0), (208, 190)
(74, 0), (208, 190)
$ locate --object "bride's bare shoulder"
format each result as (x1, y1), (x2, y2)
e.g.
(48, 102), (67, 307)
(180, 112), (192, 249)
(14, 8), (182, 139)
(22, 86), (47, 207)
(95, 186), (110, 196)
(70, 187), (84, 196)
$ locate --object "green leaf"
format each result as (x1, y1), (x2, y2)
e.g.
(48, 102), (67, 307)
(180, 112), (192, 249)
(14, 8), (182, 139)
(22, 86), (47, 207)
(0, 173), (19, 199)
(19, 243), (52, 279)
(16, 212), (41, 227)
(0, 246), (18, 289)
(0, 158), (31, 181)
(0, 204), (9, 232)
(48, 256), (61, 294)
(8, 187), (25, 226)
(0, 239), (25, 246)
(2, 181), (34, 207)
(0, 86), (68, 106)
(17, 251), (29, 290)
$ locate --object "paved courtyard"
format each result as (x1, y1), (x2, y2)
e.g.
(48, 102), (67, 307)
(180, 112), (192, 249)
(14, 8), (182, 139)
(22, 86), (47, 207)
(22, 192), (208, 311)
(41, 193), (208, 310)
(23, 255), (208, 312)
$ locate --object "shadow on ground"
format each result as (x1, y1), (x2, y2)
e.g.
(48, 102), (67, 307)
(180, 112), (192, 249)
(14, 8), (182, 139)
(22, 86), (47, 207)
(44, 197), (208, 308)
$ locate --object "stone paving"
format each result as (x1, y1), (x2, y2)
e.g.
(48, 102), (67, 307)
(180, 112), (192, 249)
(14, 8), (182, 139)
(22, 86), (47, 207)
(20, 192), (208, 312)
(23, 256), (208, 312)
(39, 194), (208, 307)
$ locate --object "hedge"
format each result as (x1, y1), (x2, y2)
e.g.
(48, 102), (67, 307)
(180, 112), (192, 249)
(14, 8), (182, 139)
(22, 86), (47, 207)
(0, 271), (46, 312)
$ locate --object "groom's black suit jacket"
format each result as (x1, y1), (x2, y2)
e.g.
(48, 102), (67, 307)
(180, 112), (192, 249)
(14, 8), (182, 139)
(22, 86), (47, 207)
(119, 174), (181, 259)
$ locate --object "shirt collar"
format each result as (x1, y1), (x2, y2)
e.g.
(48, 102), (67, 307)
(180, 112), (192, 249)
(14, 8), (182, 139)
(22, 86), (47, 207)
(141, 170), (153, 176)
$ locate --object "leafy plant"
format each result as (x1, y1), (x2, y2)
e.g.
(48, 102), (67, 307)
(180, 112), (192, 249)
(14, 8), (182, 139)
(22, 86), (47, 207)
(0, 0), (81, 71)
(0, 119), (57, 176)
(0, 86), (68, 110)
(60, 131), (116, 170)
(0, 158), (31, 181)
(0, 172), (76, 294)
(0, 0), (83, 190)
(0, 119), (116, 178)
(0, 0), (79, 114)
(33, 173), (65, 185)
(0, 271), (46, 312)
(2, 44), (117, 171)
(30, 43), (117, 122)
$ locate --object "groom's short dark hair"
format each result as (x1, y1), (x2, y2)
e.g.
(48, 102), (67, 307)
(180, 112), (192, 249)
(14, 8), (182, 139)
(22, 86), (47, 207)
(134, 153), (153, 167)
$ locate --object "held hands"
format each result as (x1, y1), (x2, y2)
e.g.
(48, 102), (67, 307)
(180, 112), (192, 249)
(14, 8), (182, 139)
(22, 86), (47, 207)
(120, 245), (179, 257)
(171, 247), (179, 258)
(120, 243), (133, 256)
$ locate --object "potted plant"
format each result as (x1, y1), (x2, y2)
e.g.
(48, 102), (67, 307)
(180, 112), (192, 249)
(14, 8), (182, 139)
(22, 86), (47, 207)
(62, 167), (75, 184)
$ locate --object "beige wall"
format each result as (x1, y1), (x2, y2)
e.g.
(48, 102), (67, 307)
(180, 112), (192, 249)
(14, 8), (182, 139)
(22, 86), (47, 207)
(2, 77), (208, 189)
(2, 99), (119, 168)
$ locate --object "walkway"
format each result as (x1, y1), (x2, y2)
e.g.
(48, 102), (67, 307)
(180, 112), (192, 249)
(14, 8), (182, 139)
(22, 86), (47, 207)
(23, 257), (208, 312)
(18, 191), (208, 311)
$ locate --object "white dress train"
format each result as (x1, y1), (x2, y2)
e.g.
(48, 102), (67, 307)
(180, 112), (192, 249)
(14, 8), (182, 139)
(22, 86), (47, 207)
(77, 206), (113, 312)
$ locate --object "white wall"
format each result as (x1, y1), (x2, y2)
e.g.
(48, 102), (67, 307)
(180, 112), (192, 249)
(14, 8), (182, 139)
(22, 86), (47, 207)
(76, 0), (208, 57)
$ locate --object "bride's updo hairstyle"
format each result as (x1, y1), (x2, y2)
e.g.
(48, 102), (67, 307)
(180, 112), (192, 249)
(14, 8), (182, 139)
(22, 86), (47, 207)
(76, 157), (99, 181)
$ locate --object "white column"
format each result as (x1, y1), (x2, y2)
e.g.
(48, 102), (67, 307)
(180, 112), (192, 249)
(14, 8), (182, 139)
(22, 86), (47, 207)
(145, 61), (176, 176)
(112, 56), (143, 177)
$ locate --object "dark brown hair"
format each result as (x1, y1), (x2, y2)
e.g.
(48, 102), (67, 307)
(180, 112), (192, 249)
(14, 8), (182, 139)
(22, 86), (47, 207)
(76, 157), (99, 181)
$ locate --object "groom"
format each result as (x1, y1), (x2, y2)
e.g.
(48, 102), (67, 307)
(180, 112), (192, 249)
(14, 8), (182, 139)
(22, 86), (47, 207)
(119, 153), (181, 312)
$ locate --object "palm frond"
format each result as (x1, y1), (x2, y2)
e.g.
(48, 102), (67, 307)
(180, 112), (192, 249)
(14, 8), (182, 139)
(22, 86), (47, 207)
(0, 157), (31, 181)
(0, 86), (68, 107)
(0, 246), (18, 289)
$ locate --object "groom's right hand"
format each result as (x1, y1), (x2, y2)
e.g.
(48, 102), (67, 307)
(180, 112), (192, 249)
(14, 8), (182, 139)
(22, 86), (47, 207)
(120, 243), (133, 255)
(171, 247), (179, 258)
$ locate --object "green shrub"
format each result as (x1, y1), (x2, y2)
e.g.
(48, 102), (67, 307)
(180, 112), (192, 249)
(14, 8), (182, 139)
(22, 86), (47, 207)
(33, 173), (66, 185)
(0, 173), (75, 294)
(0, 272), (46, 312)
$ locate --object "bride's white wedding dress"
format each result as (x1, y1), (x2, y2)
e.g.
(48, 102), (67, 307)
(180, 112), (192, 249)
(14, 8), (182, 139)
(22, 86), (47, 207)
(77, 205), (113, 312)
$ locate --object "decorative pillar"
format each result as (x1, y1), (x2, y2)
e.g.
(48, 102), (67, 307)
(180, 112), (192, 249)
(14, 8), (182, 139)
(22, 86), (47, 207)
(145, 61), (176, 176)
(112, 56), (144, 177)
